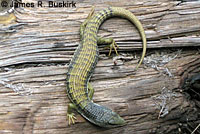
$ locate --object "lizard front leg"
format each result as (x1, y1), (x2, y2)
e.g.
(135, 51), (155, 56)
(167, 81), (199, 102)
(67, 103), (77, 125)
(67, 82), (94, 125)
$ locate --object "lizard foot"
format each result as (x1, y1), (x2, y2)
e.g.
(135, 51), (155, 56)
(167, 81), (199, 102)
(108, 40), (119, 56)
(67, 113), (76, 125)
(87, 6), (95, 19)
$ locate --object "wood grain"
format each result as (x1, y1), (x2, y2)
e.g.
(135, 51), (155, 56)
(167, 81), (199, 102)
(0, 0), (200, 133)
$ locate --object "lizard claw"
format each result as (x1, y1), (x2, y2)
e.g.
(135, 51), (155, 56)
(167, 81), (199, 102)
(67, 113), (76, 125)
(109, 40), (119, 56)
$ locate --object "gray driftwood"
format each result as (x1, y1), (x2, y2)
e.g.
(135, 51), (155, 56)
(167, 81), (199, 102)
(0, 0), (200, 134)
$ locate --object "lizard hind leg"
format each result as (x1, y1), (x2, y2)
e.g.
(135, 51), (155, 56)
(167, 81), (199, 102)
(80, 6), (119, 57)
(80, 6), (95, 40)
(97, 37), (119, 56)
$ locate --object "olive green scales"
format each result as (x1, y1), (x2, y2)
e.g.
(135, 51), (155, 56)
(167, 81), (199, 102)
(66, 7), (147, 128)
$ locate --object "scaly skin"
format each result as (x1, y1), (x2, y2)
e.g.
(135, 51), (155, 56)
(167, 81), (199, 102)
(66, 7), (147, 128)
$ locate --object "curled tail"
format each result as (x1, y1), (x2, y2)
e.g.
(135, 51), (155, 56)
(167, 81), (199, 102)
(110, 7), (147, 70)
(86, 7), (146, 70)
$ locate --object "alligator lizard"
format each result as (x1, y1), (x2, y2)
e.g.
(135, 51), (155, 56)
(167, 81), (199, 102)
(66, 7), (147, 128)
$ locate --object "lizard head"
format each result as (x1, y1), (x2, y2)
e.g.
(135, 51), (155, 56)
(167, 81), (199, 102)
(106, 111), (126, 127)
(85, 103), (126, 128)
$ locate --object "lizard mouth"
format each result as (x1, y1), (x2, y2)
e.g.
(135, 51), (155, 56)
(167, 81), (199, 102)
(107, 113), (126, 127)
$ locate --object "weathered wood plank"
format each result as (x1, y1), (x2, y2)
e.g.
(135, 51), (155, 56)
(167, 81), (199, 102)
(0, 51), (199, 133)
(0, 0), (200, 67)
(0, 0), (200, 134)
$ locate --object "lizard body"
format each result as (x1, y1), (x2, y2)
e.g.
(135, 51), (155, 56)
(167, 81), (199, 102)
(66, 7), (147, 127)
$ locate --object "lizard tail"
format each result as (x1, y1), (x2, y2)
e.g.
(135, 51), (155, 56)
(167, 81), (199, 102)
(110, 7), (147, 70)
